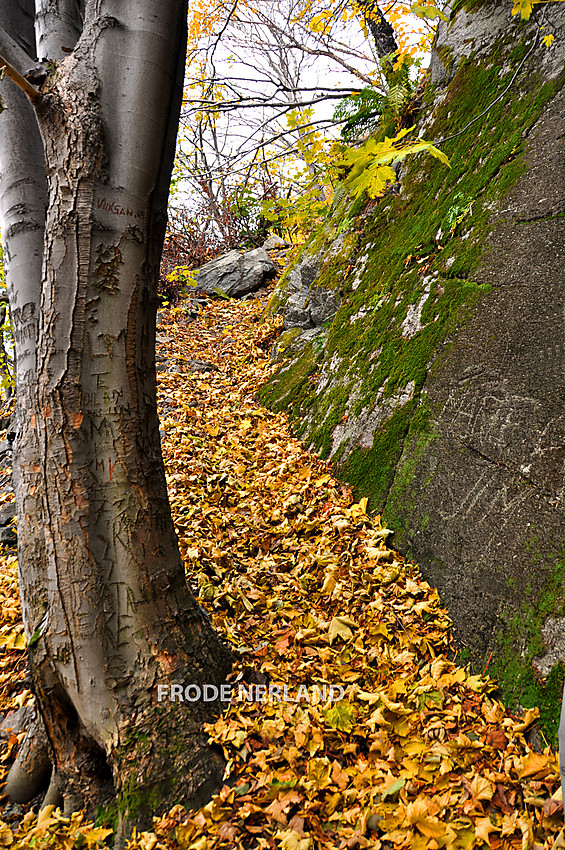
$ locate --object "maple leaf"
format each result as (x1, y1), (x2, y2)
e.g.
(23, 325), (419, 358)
(486, 728), (508, 750)
(324, 701), (356, 732)
(512, 0), (536, 19)
(519, 753), (552, 780)
(475, 816), (499, 844)
(327, 615), (357, 643)
(0, 824), (13, 847)
(276, 828), (312, 849)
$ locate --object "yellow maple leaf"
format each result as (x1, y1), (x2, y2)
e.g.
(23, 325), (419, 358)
(306, 757), (332, 789)
(512, 0), (535, 19)
(83, 827), (115, 847)
(518, 752), (551, 779)
(474, 816), (499, 844)
(406, 797), (445, 838)
(276, 830), (311, 850)
(328, 615), (357, 643)
(469, 774), (494, 801)
(0, 823), (13, 848)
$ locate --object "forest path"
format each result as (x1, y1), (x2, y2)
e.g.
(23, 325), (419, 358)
(0, 290), (562, 849)
(152, 293), (563, 850)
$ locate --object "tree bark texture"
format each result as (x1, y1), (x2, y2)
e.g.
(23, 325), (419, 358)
(355, 0), (398, 62)
(0, 0), (232, 829)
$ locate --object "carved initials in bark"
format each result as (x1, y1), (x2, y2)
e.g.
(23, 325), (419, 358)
(0, 0), (232, 834)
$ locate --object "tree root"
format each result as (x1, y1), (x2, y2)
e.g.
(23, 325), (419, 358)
(5, 712), (51, 803)
(41, 774), (63, 810)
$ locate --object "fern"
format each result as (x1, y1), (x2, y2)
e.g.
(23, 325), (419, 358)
(333, 87), (384, 143)
(386, 83), (410, 116)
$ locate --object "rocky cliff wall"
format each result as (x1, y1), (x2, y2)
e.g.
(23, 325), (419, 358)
(261, 0), (565, 737)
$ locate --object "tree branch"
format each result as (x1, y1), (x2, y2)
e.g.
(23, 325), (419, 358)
(0, 23), (42, 78)
(0, 54), (42, 103)
(355, 0), (398, 61)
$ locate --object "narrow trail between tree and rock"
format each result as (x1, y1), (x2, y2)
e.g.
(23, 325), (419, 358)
(0, 290), (563, 849)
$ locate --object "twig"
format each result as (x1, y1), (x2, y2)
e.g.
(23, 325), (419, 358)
(0, 54), (42, 103)
(434, 13), (544, 147)
(482, 650), (493, 676)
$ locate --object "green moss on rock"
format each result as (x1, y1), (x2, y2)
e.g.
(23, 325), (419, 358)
(260, 7), (565, 741)
(262, 32), (563, 508)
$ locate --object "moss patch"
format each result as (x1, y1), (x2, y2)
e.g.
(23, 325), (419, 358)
(263, 34), (563, 509)
(263, 24), (563, 493)
(485, 556), (565, 745)
(259, 10), (565, 742)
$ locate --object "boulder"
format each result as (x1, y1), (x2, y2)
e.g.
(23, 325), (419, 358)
(0, 706), (34, 739)
(262, 234), (291, 251)
(194, 248), (276, 298)
(261, 0), (565, 737)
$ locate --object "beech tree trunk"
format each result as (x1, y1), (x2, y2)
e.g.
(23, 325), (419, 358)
(0, 0), (232, 831)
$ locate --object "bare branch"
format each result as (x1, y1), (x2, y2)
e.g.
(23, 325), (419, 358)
(0, 53), (42, 103)
(0, 24), (42, 78)
(183, 90), (365, 115)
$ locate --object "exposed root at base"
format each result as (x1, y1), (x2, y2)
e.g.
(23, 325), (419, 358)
(5, 712), (51, 804)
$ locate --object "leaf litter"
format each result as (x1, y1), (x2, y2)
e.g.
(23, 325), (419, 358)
(0, 292), (563, 849)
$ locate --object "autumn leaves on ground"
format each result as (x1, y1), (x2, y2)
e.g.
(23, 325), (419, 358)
(0, 288), (563, 849)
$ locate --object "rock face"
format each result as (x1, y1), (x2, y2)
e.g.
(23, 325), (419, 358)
(261, 1), (565, 736)
(194, 248), (276, 298)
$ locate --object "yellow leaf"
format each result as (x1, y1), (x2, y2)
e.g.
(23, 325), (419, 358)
(306, 757), (332, 789)
(512, 0), (535, 19)
(351, 497), (368, 514)
(13, 633), (26, 650)
(518, 816), (534, 850)
(239, 419), (252, 431)
(84, 827), (115, 847)
(0, 627), (26, 651)
(469, 774), (494, 801)
(406, 797), (445, 839)
(474, 817), (499, 844)
(328, 615), (357, 643)
(324, 701), (356, 732)
(543, 33), (555, 47)
(0, 823), (13, 847)
(513, 706), (539, 731)
(518, 752), (551, 779)
(321, 570), (337, 594)
(404, 740), (427, 757)
(188, 836), (210, 850)
(276, 829), (311, 850)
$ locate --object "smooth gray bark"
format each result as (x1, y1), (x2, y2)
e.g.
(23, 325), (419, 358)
(0, 0), (232, 829)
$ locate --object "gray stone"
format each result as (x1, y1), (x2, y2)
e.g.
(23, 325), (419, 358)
(0, 706), (33, 739)
(261, 0), (565, 720)
(280, 252), (341, 331)
(187, 359), (218, 373)
(194, 248), (276, 298)
(0, 526), (16, 545)
(262, 234), (291, 251)
(0, 503), (15, 526)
